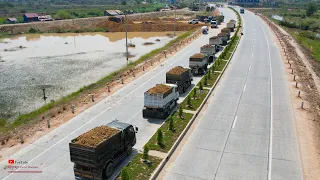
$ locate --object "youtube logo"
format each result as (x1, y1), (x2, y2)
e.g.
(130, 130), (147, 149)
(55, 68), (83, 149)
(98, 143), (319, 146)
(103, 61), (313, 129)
(8, 159), (14, 164)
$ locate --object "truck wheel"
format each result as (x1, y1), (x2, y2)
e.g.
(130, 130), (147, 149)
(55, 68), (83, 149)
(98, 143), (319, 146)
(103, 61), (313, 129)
(104, 162), (114, 178)
(126, 146), (132, 156)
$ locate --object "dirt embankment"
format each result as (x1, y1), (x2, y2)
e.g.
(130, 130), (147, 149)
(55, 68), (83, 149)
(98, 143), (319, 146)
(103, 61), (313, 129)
(0, 10), (197, 34)
(259, 14), (320, 180)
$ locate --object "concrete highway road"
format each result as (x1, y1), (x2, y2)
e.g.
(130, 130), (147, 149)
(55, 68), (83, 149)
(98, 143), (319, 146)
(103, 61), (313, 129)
(0, 8), (236, 180)
(160, 7), (303, 180)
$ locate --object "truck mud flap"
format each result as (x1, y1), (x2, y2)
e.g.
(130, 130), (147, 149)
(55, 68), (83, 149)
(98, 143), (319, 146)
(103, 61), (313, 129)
(142, 109), (168, 119)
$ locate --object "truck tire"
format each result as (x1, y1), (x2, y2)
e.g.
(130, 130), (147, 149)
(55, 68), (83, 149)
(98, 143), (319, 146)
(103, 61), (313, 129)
(126, 146), (132, 156)
(104, 162), (114, 178)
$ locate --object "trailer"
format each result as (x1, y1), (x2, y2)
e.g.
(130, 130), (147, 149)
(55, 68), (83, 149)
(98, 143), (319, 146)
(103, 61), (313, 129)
(69, 121), (138, 180)
(217, 33), (228, 46)
(166, 66), (193, 94)
(143, 84), (179, 119)
(189, 53), (208, 76)
(200, 44), (216, 63)
(227, 20), (236, 32)
(221, 28), (231, 39)
(209, 36), (223, 52)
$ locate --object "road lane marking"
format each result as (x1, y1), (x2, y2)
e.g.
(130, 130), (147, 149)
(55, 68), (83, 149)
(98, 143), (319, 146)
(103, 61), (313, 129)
(259, 17), (274, 180)
(2, 39), (196, 180)
(252, 54), (254, 57)
(232, 116), (238, 129)
(243, 84), (246, 92)
(249, 65), (251, 71)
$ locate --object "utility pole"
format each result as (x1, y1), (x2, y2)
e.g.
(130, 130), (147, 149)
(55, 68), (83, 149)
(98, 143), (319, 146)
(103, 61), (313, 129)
(125, 11), (129, 66)
(174, 1), (176, 36)
(42, 88), (47, 105)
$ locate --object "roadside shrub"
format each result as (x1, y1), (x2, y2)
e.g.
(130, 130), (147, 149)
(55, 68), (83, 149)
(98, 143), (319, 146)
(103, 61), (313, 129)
(157, 129), (163, 145)
(28, 28), (39, 33)
(121, 168), (130, 180)
(143, 145), (149, 161)
(179, 106), (183, 118)
(168, 115), (174, 130)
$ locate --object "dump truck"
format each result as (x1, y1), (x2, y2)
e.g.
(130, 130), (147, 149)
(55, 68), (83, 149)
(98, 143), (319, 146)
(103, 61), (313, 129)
(166, 66), (193, 94)
(200, 44), (216, 63)
(209, 36), (223, 52)
(221, 28), (231, 39)
(218, 33), (228, 46)
(143, 84), (179, 119)
(69, 121), (138, 180)
(189, 53), (208, 76)
(227, 20), (236, 32)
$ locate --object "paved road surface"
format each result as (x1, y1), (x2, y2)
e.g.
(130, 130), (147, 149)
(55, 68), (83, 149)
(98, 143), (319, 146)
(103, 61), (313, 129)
(160, 7), (303, 180)
(0, 8), (236, 180)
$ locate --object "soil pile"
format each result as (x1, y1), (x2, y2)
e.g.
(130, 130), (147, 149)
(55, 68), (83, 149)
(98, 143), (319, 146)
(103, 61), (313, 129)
(201, 44), (212, 48)
(167, 66), (187, 75)
(147, 84), (172, 95)
(191, 53), (205, 59)
(96, 20), (202, 32)
(72, 126), (120, 148)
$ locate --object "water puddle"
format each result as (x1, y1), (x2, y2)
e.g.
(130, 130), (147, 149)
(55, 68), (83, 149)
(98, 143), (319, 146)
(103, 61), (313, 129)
(0, 31), (185, 119)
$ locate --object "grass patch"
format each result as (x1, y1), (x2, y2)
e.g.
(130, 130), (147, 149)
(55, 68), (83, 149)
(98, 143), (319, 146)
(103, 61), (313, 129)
(0, 29), (197, 134)
(180, 89), (209, 110)
(201, 72), (221, 88)
(117, 154), (162, 180)
(291, 30), (320, 62)
(214, 60), (228, 71)
(0, 119), (7, 132)
(146, 112), (193, 152)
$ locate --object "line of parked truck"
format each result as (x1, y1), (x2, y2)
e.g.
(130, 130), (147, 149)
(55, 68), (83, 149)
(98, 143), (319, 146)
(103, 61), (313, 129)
(68, 18), (237, 180)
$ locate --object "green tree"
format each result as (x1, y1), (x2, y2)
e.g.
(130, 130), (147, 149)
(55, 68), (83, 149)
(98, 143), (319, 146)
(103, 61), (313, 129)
(157, 129), (163, 145)
(179, 105), (183, 118)
(55, 10), (72, 19)
(204, 75), (208, 85)
(193, 88), (197, 99)
(306, 3), (317, 17)
(122, 0), (127, 5)
(187, 96), (192, 107)
(121, 168), (130, 180)
(199, 82), (203, 91)
(143, 145), (149, 161)
(168, 115), (174, 130)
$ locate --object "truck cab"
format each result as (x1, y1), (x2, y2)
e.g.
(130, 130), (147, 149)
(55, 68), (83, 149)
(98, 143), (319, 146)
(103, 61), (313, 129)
(70, 121), (138, 180)
(211, 20), (217, 28)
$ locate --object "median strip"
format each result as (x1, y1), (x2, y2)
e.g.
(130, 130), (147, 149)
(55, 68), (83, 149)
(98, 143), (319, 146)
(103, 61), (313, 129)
(119, 7), (243, 180)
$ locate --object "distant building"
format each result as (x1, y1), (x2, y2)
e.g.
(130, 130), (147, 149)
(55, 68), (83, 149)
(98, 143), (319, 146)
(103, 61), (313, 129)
(233, 0), (260, 6)
(38, 15), (53, 21)
(23, 13), (39, 22)
(114, 10), (124, 15)
(6, 18), (18, 24)
(104, 10), (123, 16)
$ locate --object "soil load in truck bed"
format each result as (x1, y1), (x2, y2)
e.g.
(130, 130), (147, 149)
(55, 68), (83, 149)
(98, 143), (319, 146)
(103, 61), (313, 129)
(190, 53), (205, 61)
(147, 84), (173, 96)
(71, 126), (120, 148)
(167, 66), (188, 75)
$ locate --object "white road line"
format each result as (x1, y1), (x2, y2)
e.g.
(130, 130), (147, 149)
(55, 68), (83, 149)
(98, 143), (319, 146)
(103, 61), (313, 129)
(259, 18), (274, 180)
(232, 116), (238, 129)
(252, 54), (254, 57)
(2, 44), (194, 180)
(243, 84), (246, 92)
(249, 65), (251, 71)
